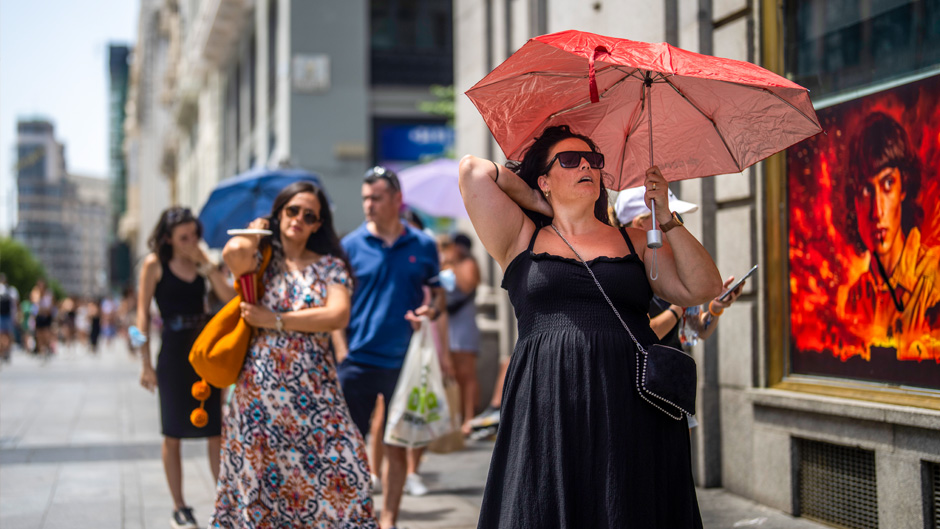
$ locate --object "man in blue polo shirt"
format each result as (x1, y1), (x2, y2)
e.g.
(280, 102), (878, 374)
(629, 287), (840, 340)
(339, 166), (444, 529)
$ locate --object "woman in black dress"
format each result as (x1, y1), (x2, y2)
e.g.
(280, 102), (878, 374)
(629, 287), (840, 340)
(137, 207), (236, 529)
(458, 125), (723, 528)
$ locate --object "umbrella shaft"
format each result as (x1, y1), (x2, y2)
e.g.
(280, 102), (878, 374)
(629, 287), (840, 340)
(647, 76), (654, 168)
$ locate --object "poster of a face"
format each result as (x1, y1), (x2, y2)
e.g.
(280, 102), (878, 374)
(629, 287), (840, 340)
(788, 74), (940, 390)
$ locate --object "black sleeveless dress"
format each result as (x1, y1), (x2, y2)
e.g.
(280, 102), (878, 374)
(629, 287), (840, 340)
(154, 262), (222, 438)
(477, 227), (703, 529)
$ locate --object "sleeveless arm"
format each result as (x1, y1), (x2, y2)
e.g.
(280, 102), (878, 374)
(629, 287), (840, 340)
(135, 254), (161, 390)
(458, 155), (547, 270)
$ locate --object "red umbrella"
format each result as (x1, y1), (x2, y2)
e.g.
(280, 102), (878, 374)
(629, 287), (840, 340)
(466, 29), (822, 191)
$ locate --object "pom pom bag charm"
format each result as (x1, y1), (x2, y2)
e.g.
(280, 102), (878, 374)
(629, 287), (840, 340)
(191, 405), (209, 428)
(190, 380), (212, 427)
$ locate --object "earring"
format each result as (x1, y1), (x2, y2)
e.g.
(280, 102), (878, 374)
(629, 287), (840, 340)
(543, 190), (550, 198)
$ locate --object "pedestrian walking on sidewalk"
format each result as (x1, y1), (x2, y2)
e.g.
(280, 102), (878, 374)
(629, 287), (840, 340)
(459, 125), (722, 528)
(29, 279), (55, 358)
(210, 182), (377, 528)
(0, 274), (20, 362)
(438, 233), (482, 436)
(339, 166), (446, 529)
(136, 206), (237, 529)
(87, 299), (102, 353)
(352, 210), (455, 499)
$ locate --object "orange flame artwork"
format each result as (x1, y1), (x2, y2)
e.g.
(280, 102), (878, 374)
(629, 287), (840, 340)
(787, 74), (940, 390)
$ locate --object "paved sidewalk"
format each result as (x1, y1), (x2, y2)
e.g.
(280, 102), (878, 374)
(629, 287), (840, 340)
(0, 342), (826, 529)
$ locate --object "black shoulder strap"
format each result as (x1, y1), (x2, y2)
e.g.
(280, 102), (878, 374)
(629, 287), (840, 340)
(527, 226), (541, 252)
(619, 227), (638, 256)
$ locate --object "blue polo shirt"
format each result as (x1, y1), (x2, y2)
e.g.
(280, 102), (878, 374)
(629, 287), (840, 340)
(342, 223), (440, 368)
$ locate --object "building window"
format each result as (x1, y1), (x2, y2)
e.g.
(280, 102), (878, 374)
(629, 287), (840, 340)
(370, 0), (453, 85)
(17, 145), (46, 179)
(223, 68), (238, 179)
(268, 0), (278, 113)
(784, 0), (940, 99)
(249, 32), (257, 136)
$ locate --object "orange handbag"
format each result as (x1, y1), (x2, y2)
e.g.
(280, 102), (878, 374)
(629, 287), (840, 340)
(189, 246), (273, 389)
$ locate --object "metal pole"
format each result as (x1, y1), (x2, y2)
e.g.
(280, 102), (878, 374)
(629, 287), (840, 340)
(646, 72), (663, 249)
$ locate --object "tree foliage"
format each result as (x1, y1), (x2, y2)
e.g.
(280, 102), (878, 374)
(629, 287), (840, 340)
(0, 237), (65, 301)
(418, 85), (455, 125)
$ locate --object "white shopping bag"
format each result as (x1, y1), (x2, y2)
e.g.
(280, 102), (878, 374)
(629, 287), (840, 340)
(384, 318), (453, 448)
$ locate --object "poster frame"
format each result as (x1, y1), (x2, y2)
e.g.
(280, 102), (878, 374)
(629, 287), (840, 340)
(761, 0), (940, 410)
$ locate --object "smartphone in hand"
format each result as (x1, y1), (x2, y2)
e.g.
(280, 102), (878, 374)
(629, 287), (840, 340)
(719, 264), (758, 301)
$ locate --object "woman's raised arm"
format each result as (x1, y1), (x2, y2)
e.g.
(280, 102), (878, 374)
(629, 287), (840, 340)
(223, 218), (268, 277)
(458, 155), (550, 270)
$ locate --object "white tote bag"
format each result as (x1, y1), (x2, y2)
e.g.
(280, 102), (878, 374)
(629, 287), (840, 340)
(384, 318), (453, 448)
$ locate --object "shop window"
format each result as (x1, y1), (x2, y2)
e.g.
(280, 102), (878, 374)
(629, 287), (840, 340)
(784, 0), (940, 390)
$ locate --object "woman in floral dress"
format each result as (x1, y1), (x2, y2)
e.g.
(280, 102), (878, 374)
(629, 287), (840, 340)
(211, 181), (377, 528)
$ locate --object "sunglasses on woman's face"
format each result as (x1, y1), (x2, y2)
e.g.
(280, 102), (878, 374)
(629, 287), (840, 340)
(283, 205), (319, 226)
(543, 151), (605, 173)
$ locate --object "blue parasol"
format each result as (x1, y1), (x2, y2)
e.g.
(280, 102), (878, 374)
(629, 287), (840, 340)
(198, 167), (327, 248)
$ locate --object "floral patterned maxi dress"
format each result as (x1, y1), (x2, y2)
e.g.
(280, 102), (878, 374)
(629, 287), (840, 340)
(210, 255), (377, 528)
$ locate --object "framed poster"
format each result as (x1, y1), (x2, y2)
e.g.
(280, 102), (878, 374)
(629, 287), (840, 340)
(787, 73), (940, 390)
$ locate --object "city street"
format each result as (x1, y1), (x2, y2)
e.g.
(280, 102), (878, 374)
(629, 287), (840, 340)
(0, 341), (827, 529)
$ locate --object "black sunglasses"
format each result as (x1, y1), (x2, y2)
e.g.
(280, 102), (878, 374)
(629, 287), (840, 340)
(283, 205), (319, 226)
(543, 151), (605, 173)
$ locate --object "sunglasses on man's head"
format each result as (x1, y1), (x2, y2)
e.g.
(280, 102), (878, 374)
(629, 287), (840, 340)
(543, 151), (605, 173)
(364, 166), (401, 192)
(283, 205), (319, 226)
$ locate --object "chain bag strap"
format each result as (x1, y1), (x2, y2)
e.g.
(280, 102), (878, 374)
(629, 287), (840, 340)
(549, 225), (695, 421)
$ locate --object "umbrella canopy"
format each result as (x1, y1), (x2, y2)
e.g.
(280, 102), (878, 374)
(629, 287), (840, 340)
(198, 167), (327, 248)
(466, 29), (822, 190)
(399, 158), (469, 219)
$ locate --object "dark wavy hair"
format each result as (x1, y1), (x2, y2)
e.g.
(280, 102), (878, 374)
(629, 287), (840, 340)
(260, 181), (351, 272)
(505, 125), (611, 228)
(147, 207), (202, 263)
(844, 112), (922, 253)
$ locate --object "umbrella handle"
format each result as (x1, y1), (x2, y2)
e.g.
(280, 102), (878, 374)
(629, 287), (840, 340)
(647, 198), (663, 249)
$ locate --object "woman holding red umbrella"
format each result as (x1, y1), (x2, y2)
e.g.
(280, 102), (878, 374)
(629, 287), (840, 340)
(459, 125), (721, 527)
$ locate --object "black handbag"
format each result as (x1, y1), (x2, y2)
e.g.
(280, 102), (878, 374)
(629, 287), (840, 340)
(550, 225), (696, 421)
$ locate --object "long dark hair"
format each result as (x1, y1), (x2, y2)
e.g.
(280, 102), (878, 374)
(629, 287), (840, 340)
(261, 181), (351, 272)
(147, 207), (203, 263)
(844, 112), (922, 253)
(505, 125), (611, 228)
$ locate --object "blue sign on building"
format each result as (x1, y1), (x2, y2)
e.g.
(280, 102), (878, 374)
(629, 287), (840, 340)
(380, 124), (454, 161)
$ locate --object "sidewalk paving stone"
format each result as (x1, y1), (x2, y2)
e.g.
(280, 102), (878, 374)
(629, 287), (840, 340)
(0, 341), (827, 529)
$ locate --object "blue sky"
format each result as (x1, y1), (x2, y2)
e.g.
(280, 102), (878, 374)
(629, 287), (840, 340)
(0, 0), (138, 234)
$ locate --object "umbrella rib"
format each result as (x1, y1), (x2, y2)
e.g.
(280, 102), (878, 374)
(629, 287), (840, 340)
(597, 71), (636, 100)
(662, 77), (743, 173)
(609, 66), (646, 82)
(549, 100), (595, 119)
